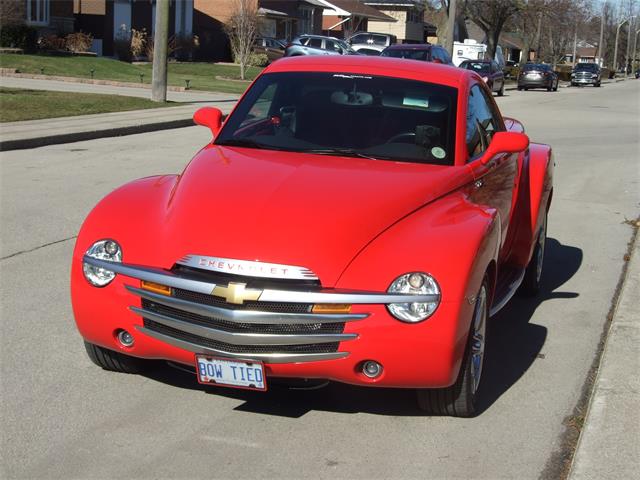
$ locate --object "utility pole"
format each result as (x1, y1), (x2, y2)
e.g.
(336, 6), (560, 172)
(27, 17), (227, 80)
(625, 16), (636, 78)
(151, 0), (169, 102)
(597, 2), (605, 66)
(613, 17), (629, 73)
(444, 0), (457, 57)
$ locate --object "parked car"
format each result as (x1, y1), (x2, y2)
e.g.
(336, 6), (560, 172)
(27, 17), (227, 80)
(73, 56), (553, 418)
(252, 37), (286, 64)
(348, 31), (396, 49)
(380, 44), (453, 65)
(517, 63), (559, 91)
(351, 44), (385, 56)
(348, 31), (397, 46)
(284, 35), (357, 57)
(459, 59), (505, 96)
(503, 60), (519, 79)
(570, 62), (601, 87)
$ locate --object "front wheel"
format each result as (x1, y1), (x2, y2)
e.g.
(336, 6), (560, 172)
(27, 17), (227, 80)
(498, 83), (505, 96)
(417, 280), (488, 417)
(84, 341), (147, 374)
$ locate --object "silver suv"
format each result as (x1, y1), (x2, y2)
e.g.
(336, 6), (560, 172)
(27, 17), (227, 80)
(284, 35), (357, 57)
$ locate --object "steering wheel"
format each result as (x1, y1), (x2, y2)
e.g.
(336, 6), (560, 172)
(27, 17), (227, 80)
(386, 132), (416, 144)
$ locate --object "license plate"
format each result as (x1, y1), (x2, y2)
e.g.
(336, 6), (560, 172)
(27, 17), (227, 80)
(195, 355), (267, 391)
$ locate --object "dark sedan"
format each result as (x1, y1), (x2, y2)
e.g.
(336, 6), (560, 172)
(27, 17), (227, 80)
(459, 60), (505, 96)
(380, 44), (453, 65)
(517, 63), (558, 92)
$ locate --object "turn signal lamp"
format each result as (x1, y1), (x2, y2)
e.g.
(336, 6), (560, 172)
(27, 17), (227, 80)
(312, 304), (352, 314)
(141, 281), (171, 296)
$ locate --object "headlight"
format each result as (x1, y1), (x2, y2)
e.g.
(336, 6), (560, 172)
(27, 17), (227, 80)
(571, 73), (576, 77)
(82, 239), (122, 287)
(387, 272), (440, 323)
(591, 74), (597, 78)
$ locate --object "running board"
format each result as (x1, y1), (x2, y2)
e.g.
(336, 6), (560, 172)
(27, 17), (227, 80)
(490, 267), (525, 317)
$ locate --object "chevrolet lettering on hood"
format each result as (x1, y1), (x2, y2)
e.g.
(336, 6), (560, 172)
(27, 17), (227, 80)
(177, 255), (318, 280)
(71, 56), (553, 417)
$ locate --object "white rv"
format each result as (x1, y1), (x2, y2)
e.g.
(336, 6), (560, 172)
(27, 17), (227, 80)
(452, 39), (487, 67)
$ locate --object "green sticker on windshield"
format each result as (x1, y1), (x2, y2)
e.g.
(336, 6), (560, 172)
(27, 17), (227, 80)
(431, 147), (446, 159)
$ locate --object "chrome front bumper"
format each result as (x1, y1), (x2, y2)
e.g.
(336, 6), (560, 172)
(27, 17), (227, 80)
(83, 256), (439, 363)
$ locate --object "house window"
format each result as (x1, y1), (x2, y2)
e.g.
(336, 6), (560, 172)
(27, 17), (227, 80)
(299, 7), (313, 34)
(26, 0), (50, 26)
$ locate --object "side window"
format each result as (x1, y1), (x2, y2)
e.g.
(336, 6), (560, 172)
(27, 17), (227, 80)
(351, 34), (367, 44)
(309, 38), (322, 48)
(299, 37), (309, 46)
(466, 84), (503, 159)
(240, 83), (277, 128)
(325, 40), (340, 52)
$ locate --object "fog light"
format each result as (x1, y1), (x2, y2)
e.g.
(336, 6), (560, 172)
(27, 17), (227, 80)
(362, 360), (382, 378)
(117, 330), (134, 347)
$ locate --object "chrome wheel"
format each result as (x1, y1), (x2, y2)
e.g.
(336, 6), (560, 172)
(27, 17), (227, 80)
(470, 285), (487, 395)
(535, 214), (547, 284)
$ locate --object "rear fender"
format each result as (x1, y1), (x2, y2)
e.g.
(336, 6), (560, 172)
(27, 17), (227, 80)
(336, 192), (500, 385)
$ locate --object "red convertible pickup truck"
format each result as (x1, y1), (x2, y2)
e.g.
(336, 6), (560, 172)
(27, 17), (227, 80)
(72, 56), (553, 417)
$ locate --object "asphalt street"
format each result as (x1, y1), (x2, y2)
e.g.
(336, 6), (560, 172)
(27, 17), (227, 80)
(1, 80), (639, 479)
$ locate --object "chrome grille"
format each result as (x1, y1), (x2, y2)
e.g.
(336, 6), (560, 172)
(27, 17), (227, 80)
(126, 285), (364, 363)
(173, 287), (312, 313)
(143, 319), (340, 354)
(142, 298), (345, 335)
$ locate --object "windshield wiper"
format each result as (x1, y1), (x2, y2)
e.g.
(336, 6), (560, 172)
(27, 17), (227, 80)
(305, 148), (380, 160)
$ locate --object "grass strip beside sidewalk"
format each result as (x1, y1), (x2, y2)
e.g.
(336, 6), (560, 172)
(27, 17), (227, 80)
(0, 54), (261, 94)
(0, 87), (178, 122)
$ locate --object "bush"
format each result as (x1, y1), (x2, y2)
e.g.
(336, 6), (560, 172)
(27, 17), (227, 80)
(65, 32), (93, 53)
(0, 24), (38, 52)
(130, 28), (147, 58)
(249, 52), (269, 67)
(39, 34), (66, 51)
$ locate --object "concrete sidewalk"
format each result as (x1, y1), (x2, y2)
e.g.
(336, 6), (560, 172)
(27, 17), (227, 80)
(0, 76), (240, 151)
(568, 228), (640, 479)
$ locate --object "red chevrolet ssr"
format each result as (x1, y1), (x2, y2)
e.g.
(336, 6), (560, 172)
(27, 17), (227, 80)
(72, 56), (553, 417)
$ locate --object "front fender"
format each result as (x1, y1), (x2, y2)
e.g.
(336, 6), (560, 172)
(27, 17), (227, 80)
(335, 191), (500, 385)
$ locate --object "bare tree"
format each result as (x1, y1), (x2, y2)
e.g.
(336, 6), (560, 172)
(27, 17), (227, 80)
(464, 0), (521, 59)
(425, 1), (466, 49)
(540, 0), (590, 68)
(225, 0), (259, 81)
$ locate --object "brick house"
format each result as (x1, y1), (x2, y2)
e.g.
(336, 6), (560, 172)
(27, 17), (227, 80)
(319, 0), (395, 39)
(0, 0), (75, 34)
(363, 0), (426, 43)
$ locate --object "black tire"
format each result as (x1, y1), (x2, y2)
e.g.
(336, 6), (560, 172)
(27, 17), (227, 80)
(84, 341), (146, 374)
(553, 81), (558, 91)
(520, 212), (547, 296)
(517, 86), (523, 91)
(417, 280), (489, 417)
(498, 82), (505, 96)
(595, 82), (601, 87)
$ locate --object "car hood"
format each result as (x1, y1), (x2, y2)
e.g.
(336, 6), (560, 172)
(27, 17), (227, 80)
(161, 145), (470, 287)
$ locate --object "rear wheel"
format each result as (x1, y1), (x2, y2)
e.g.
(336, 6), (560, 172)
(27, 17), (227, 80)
(498, 82), (505, 96)
(417, 280), (488, 417)
(84, 341), (147, 374)
(521, 212), (547, 296)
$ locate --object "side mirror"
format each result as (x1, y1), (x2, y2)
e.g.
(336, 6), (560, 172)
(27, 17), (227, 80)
(193, 107), (223, 138)
(480, 131), (529, 164)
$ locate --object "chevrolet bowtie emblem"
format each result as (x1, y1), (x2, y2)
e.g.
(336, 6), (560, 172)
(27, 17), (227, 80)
(211, 282), (262, 305)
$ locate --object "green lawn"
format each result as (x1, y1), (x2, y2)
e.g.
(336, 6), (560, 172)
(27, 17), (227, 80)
(0, 54), (262, 94)
(0, 87), (177, 122)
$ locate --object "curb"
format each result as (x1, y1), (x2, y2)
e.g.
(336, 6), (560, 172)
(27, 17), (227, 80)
(0, 118), (194, 152)
(0, 71), (188, 91)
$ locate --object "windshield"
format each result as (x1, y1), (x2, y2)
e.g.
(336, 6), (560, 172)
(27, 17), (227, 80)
(216, 72), (458, 165)
(522, 63), (546, 71)
(461, 62), (491, 73)
(381, 48), (428, 61)
(575, 63), (598, 71)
